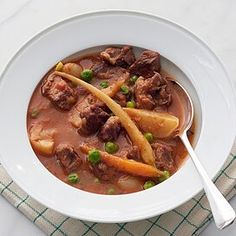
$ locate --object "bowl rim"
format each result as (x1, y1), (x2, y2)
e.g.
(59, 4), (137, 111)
(0, 10), (236, 223)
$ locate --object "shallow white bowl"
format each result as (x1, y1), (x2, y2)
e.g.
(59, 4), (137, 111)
(0, 11), (235, 223)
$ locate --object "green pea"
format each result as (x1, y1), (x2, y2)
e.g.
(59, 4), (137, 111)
(100, 81), (109, 88)
(120, 85), (129, 94)
(30, 108), (40, 119)
(88, 149), (101, 164)
(68, 173), (79, 184)
(129, 75), (138, 84)
(105, 142), (119, 154)
(107, 187), (115, 195)
(158, 170), (170, 182)
(144, 132), (154, 143)
(126, 101), (136, 108)
(143, 180), (155, 190)
(80, 69), (93, 82)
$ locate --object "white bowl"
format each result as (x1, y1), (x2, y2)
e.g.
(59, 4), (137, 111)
(0, 10), (235, 223)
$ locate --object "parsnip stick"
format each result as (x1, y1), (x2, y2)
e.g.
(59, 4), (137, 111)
(55, 71), (156, 166)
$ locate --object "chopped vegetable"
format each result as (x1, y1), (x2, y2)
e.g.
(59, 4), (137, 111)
(55, 61), (64, 71)
(68, 109), (81, 128)
(55, 71), (156, 167)
(105, 142), (119, 154)
(62, 63), (82, 78)
(107, 188), (115, 195)
(143, 180), (155, 189)
(81, 144), (163, 177)
(102, 79), (125, 97)
(144, 132), (154, 143)
(88, 149), (101, 164)
(123, 108), (179, 138)
(80, 69), (93, 82)
(126, 101), (136, 108)
(100, 81), (109, 88)
(129, 75), (138, 84)
(120, 85), (129, 94)
(94, 178), (100, 183)
(30, 108), (40, 119)
(29, 123), (55, 155)
(31, 139), (54, 155)
(158, 170), (170, 182)
(68, 173), (79, 184)
(117, 176), (143, 192)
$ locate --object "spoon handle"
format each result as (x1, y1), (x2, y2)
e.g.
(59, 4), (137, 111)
(180, 132), (235, 229)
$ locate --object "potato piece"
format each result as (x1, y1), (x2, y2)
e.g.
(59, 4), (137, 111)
(123, 108), (179, 138)
(31, 139), (54, 155)
(62, 63), (82, 77)
(117, 175), (143, 192)
(29, 123), (56, 155)
(68, 109), (81, 128)
(55, 71), (156, 166)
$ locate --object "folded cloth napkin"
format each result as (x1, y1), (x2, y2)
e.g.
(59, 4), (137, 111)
(0, 142), (235, 236)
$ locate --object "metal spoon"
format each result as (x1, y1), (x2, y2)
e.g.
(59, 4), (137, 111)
(171, 80), (235, 230)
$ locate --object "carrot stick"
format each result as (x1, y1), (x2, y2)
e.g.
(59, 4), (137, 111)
(80, 144), (162, 177)
(54, 71), (156, 166)
(102, 79), (125, 97)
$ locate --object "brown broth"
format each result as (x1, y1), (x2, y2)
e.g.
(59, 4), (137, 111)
(27, 51), (194, 195)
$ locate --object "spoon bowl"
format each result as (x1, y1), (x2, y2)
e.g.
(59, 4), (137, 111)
(170, 80), (194, 135)
(171, 79), (235, 230)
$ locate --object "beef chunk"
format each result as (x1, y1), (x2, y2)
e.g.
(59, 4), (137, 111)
(100, 46), (135, 67)
(56, 144), (81, 174)
(77, 94), (108, 113)
(92, 61), (130, 81)
(41, 74), (78, 111)
(113, 91), (128, 107)
(129, 50), (160, 77)
(152, 142), (176, 173)
(89, 162), (117, 181)
(78, 104), (110, 135)
(134, 77), (155, 110)
(126, 146), (140, 161)
(92, 60), (108, 77)
(99, 116), (121, 142)
(134, 73), (172, 110)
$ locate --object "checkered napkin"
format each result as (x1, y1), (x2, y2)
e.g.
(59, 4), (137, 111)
(0, 143), (235, 236)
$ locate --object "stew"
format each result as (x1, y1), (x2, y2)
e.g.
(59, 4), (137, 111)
(27, 46), (194, 194)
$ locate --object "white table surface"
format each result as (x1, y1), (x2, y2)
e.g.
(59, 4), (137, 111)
(0, 0), (236, 235)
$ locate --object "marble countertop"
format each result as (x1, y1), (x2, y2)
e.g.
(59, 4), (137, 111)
(0, 0), (235, 235)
